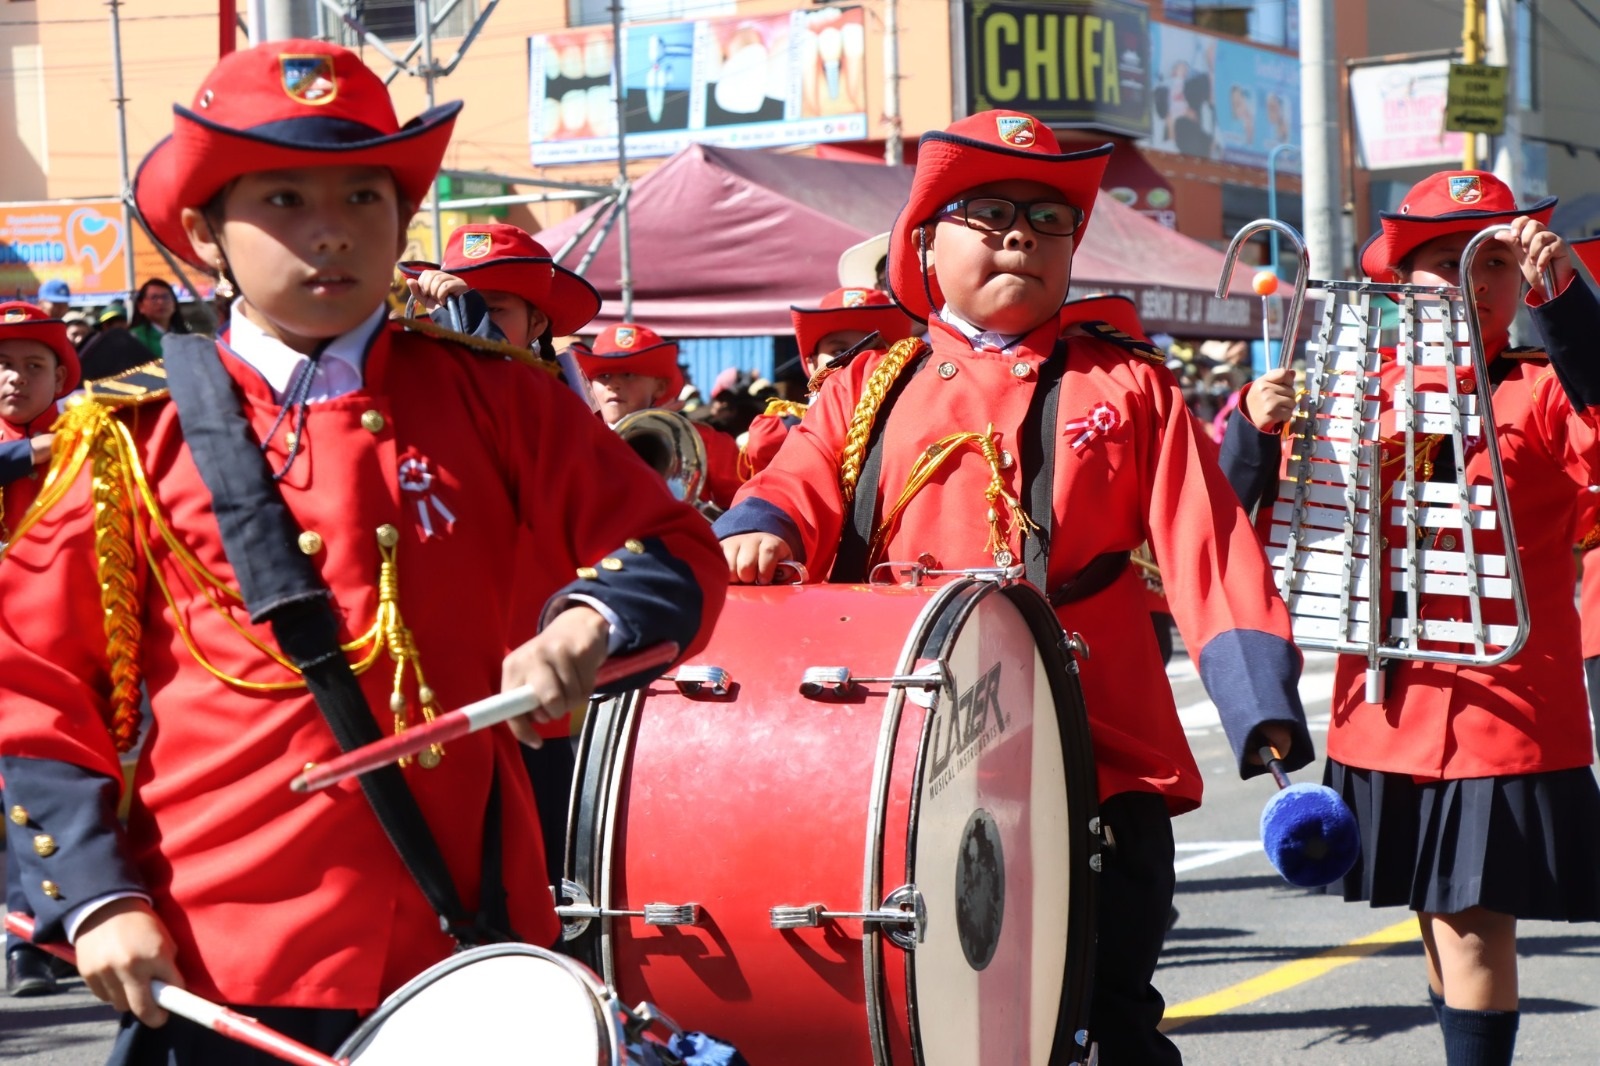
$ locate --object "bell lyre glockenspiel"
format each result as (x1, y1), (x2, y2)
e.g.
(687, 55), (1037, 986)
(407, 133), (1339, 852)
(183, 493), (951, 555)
(1216, 220), (1538, 703)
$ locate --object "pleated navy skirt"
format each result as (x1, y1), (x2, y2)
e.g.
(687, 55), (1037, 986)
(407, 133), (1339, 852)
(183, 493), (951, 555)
(1319, 760), (1600, 921)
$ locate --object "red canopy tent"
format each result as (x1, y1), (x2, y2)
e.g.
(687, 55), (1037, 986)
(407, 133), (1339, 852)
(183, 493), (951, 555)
(538, 144), (1264, 338)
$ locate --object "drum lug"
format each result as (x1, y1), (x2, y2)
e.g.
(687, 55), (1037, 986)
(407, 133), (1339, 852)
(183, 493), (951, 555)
(552, 880), (702, 941)
(665, 664), (733, 697)
(768, 883), (927, 949)
(1087, 817), (1115, 873)
(800, 664), (947, 699)
(1063, 630), (1091, 662)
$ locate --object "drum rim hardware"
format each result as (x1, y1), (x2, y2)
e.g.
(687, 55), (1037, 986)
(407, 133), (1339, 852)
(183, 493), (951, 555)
(799, 663), (946, 699)
(553, 880), (703, 942)
(868, 560), (1024, 587)
(661, 664), (733, 697)
(769, 884), (928, 949)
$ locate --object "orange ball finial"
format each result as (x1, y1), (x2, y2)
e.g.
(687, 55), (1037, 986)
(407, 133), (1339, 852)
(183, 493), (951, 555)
(1252, 270), (1280, 296)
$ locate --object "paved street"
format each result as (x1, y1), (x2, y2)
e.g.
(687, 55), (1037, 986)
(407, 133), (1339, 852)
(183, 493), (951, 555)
(3, 648), (1597, 1063)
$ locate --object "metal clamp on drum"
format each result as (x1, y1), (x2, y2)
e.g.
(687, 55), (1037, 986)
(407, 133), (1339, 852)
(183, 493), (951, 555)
(769, 884), (927, 950)
(799, 664), (947, 699)
(554, 880), (701, 940)
(664, 665), (733, 697)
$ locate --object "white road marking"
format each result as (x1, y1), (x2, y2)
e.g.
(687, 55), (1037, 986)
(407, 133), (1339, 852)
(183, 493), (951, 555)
(1173, 840), (1265, 874)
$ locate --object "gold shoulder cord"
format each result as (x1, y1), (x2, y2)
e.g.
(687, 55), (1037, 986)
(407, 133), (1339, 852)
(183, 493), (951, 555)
(396, 315), (561, 377)
(839, 337), (928, 504)
(4, 375), (450, 766)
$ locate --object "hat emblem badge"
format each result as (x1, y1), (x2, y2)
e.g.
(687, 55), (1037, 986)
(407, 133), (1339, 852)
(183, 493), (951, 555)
(280, 55), (338, 106)
(1448, 175), (1483, 204)
(996, 115), (1036, 148)
(3, 309), (27, 322)
(842, 289), (867, 307)
(614, 327), (637, 349)
(461, 232), (493, 260)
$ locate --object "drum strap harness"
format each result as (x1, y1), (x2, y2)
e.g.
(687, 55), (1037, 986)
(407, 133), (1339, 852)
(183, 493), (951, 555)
(163, 334), (515, 949)
(832, 336), (1130, 602)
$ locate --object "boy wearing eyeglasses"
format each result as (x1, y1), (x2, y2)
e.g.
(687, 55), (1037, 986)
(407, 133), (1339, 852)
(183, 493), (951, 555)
(715, 110), (1309, 1064)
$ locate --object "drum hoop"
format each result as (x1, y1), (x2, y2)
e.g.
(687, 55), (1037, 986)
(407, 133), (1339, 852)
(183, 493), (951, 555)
(335, 943), (626, 1065)
(862, 577), (989, 1066)
(596, 689), (646, 990)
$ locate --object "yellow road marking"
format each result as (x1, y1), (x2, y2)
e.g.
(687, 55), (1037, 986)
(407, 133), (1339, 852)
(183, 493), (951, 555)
(1160, 917), (1421, 1032)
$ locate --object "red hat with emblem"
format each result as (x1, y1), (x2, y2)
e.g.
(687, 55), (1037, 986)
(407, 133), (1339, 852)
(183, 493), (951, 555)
(789, 287), (917, 359)
(578, 323), (684, 401)
(134, 39), (460, 270)
(887, 110), (1112, 322)
(1359, 170), (1557, 284)
(398, 223), (601, 336)
(0, 302), (81, 395)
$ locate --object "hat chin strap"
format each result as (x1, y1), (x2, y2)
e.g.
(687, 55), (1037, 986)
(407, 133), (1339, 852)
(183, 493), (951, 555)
(918, 225), (939, 318)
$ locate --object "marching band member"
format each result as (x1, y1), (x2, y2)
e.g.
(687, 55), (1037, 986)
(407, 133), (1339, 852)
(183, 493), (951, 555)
(577, 323), (745, 511)
(743, 286), (915, 476)
(0, 40), (725, 1064)
(716, 109), (1312, 1064)
(0, 303), (79, 997)
(1564, 236), (1600, 756)
(1221, 171), (1600, 1066)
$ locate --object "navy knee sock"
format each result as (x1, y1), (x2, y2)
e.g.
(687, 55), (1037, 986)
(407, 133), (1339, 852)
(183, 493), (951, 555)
(1427, 985), (1444, 1026)
(1437, 1003), (1519, 1066)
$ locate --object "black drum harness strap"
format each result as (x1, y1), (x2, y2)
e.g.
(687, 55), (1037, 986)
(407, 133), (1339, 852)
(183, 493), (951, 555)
(162, 333), (514, 949)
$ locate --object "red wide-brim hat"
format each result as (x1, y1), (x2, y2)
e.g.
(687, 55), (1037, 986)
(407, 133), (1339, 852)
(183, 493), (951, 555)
(790, 287), (916, 358)
(578, 323), (683, 398)
(398, 222), (601, 336)
(887, 110), (1113, 322)
(134, 40), (460, 270)
(0, 301), (81, 394)
(1570, 235), (1600, 280)
(1358, 170), (1556, 283)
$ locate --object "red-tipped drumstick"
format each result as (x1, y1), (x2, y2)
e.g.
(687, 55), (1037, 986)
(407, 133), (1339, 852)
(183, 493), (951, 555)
(4, 913), (345, 1066)
(289, 641), (679, 794)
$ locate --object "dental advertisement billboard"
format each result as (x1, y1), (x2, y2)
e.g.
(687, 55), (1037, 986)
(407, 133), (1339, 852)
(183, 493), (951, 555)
(529, 5), (869, 165)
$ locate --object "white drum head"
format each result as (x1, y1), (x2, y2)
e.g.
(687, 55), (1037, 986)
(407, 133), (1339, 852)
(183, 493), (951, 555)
(339, 945), (618, 1065)
(910, 589), (1072, 1066)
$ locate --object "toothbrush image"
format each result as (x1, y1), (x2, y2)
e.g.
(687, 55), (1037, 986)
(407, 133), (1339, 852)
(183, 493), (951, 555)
(818, 25), (842, 100)
(646, 34), (667, 124)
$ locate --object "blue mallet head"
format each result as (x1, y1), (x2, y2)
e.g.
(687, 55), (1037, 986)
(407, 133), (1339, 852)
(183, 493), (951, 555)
(1260, 781), (1361, 888)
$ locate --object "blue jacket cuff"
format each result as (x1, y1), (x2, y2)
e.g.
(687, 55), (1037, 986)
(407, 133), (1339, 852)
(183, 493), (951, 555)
(0, 438), (34, 486)
(1218, 406), (1283, 515)
(1530, 273), (1600, 410)
(543, 535), (703, 692)
(712, 498), (806, 562)
(0, 758), (145, 943)
(1197, 630), (1313, 779)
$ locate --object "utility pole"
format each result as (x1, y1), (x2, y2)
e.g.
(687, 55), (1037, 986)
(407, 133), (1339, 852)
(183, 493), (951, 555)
(417, 0), (443, 260)
(1460, 0), (1485, 169)
(883, 0), (902, 165)
(108, 0), (136, 299)
(611, 0), (634, 319)
(1300, 0), (1344, 279)
(247, 0), (315, 42)
(1485, 0), (1519, 190)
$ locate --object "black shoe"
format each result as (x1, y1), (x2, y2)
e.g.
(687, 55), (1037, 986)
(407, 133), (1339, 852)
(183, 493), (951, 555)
(6, 946), (60, 997)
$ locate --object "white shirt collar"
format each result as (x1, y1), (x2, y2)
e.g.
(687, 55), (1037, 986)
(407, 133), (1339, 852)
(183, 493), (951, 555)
(225, 301), (387, 402)
(937, 305), (1023, 354)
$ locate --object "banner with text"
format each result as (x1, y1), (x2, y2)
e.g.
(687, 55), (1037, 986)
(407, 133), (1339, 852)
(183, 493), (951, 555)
(530, 5), (867, 165)
(963, 0), (1151, 136)
(1349, 59), (1464, 170)
(0, 200), (169, 301)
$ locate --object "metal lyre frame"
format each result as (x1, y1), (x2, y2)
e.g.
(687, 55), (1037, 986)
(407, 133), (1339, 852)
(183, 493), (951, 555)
(1216, 220), (1535, 703)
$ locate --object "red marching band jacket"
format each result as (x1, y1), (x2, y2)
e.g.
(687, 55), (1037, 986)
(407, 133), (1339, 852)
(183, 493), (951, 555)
(716, 303), (1311, 814)
(0, 324), (726, 1010)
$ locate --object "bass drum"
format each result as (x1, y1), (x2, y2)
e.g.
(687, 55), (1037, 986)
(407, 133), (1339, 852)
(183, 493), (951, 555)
(335, 943), (628, 1065)
(561, 577), (1099, 1066)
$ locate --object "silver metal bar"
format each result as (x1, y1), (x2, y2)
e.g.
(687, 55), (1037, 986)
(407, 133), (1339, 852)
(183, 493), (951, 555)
(1216, 218), (1311, 369)
(770, 885), (926, 949)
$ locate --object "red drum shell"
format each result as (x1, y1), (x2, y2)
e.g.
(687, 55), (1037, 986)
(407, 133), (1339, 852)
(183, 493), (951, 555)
(563, 579), (1098, 1065)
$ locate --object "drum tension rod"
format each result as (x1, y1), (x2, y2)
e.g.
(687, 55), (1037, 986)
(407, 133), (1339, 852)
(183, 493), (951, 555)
(553, 880), (701, 938)
(661, 664), (733, 697)
(769, 884), (927, 949)
(799, 665), (946, 699)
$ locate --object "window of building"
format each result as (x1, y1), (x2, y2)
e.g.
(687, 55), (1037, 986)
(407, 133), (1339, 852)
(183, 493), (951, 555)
(567, 0), (735, 27)
(337, 0), (478, 42)
(1515, 0), (1536, 112)
(1165, 0), (1298, 51)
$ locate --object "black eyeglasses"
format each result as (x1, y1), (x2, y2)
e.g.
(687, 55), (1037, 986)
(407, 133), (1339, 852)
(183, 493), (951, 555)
(937, 197), (1085, 237)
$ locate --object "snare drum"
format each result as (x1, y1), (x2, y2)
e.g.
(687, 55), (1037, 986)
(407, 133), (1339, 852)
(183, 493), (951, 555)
(561, 576), (1098, 1065)
(336, 944), (627, 1064)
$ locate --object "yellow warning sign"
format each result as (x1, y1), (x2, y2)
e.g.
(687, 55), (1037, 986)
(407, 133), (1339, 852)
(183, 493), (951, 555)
(1445, 62), (1507, 135)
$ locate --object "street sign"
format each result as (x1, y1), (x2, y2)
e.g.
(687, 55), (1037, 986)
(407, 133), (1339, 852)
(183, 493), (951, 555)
(1444, 62), (1507, 135)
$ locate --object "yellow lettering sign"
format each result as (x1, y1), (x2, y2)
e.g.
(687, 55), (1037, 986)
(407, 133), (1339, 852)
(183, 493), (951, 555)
(1101, 18), (1119, 105)
(1082, 16), (1101, 102)
(1024, 14), (1059, 100)
(1064, 14), (1079, 100)
(984, 14), (1021, 101)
